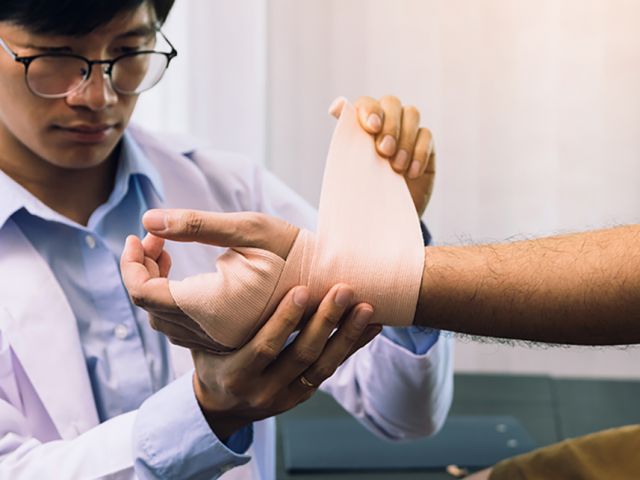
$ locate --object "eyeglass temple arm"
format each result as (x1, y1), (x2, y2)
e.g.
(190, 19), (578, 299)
(0, 38), (17, 59)
(154, 27), (177, 57)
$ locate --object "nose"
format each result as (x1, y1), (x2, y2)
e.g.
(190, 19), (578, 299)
(65, 63), (118, 111)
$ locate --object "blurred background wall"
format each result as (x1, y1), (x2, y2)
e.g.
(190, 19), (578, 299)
(134, 0), (640, 378)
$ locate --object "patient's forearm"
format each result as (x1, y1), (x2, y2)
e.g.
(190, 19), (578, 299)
(415, 225), (640, 345)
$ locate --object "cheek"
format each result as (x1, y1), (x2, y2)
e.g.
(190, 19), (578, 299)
(119, 94), (140, 125)
(0, 73), (51, 143)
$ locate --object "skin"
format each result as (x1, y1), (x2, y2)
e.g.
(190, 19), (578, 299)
(0, 2), (438, 441)
(416, 226), (640, 345)
(138, 213), (640, 348)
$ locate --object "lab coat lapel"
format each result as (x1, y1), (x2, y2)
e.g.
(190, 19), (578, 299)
(140, 139), (226, 378)
(0, 220), (99, 439)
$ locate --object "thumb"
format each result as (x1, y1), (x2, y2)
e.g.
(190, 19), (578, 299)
(328, 96), (347, 119)
(142, 209), (300, 260)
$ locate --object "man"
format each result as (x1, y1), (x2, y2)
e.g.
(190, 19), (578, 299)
(0, 1), (452, 478)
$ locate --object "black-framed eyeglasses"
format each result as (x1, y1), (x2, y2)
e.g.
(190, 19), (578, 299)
(0, 30), (177, 98)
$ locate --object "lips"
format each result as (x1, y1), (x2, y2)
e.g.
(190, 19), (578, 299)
(57, 124), (116, 133)
(53, 123), (119, 144)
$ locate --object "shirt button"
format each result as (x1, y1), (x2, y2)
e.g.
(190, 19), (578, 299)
(85, 235), (97, 249)
(114, 324), (129, 340)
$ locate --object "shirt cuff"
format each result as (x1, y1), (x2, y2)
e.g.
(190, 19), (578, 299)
(381, 326), (440, 355)
(224, 424), (253, 454)
(420, 220), (432, 246)
(133, 370), (251, 479)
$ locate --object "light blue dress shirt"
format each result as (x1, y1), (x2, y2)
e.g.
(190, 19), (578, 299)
(0, 131), (440, 477)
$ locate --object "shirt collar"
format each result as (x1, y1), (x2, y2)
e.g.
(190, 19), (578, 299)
(0, 130), (165, 230)
(0, 168), (28, 230)
(117, 130), (165, 202)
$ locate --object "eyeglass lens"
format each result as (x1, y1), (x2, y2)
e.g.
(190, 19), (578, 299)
(26, 52), (170, 97)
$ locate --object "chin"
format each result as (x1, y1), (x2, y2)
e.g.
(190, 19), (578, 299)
(47, 144), (119, 170)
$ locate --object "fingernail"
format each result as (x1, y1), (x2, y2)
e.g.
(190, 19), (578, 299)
(293, 287), (309, 307)
(334, 287), (354, 308)
(144, 210), (167, 232)
(328, 96), (346, 117)
(366, 113), (382, 132)
(379, 135), (396, 156)
(408, 160), (422, 179)
(393, 149), (409, 171)
(354, 307), (374, 329)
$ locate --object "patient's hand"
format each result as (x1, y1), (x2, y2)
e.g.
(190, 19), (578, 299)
(120, 211), (301, 351)
(121, 211), (305, 352)
(120, 212), (380, 440)
(120, 233), (221, 351)
(330, 95), (436, 216)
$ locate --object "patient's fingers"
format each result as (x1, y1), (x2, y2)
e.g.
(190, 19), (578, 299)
(121, 235), (151, 287)
(393, 105), (420, 174)
(143, 209), (300, 260)
(328, 96), (348, 119)
(157, 249), (172, 278)
(353, 96), (383, 134)
(121, 235), (176, 311)
(409, 128), (434, 180)
(143, 256), (161, 278)
(148, 316), (220, 352)
(142, 233), (165, 260)
(376, 95), (402, 158)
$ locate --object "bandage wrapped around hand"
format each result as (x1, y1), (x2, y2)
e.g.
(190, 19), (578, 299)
(169, 101), (425, 352)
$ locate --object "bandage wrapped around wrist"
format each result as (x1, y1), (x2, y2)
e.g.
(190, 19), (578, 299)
(169, 101), (425, 352)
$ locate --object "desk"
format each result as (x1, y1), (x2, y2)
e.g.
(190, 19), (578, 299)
(275, 373), (640, 479)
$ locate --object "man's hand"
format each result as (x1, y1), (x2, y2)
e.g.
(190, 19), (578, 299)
(329, 95), (436, 216)
(191, 283), (380, 439)
(121, 210), (382, 439)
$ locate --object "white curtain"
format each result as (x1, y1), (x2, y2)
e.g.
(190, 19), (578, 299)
(268, 0), (640, 378)
(133, 0), (267, 164)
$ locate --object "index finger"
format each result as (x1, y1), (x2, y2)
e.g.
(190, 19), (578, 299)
(142, 209), (300, 260)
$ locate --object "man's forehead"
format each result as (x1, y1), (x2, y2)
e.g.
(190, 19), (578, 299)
(3, 2), (156, 44)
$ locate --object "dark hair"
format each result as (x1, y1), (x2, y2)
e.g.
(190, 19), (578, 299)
(0, 0), (176, 36)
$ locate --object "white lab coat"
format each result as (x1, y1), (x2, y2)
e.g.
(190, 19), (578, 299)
(0, 126), (453, 479)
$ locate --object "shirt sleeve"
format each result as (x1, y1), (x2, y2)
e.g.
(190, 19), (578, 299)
(381, 220), (440, 355)
(133, 371), (252, 479)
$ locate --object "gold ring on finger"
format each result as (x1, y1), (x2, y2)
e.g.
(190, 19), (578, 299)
(299, 375), (316, 388)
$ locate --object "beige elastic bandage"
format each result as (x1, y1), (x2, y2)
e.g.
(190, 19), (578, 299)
(169, 101), (425, 352)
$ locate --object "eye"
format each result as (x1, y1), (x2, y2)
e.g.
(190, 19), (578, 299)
(113, 45), (144, 55)
(41, 46), (72, 53)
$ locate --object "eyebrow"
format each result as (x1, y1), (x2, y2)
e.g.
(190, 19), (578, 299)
(113, 23), (157, 40)
(18, 23), (158, 52)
